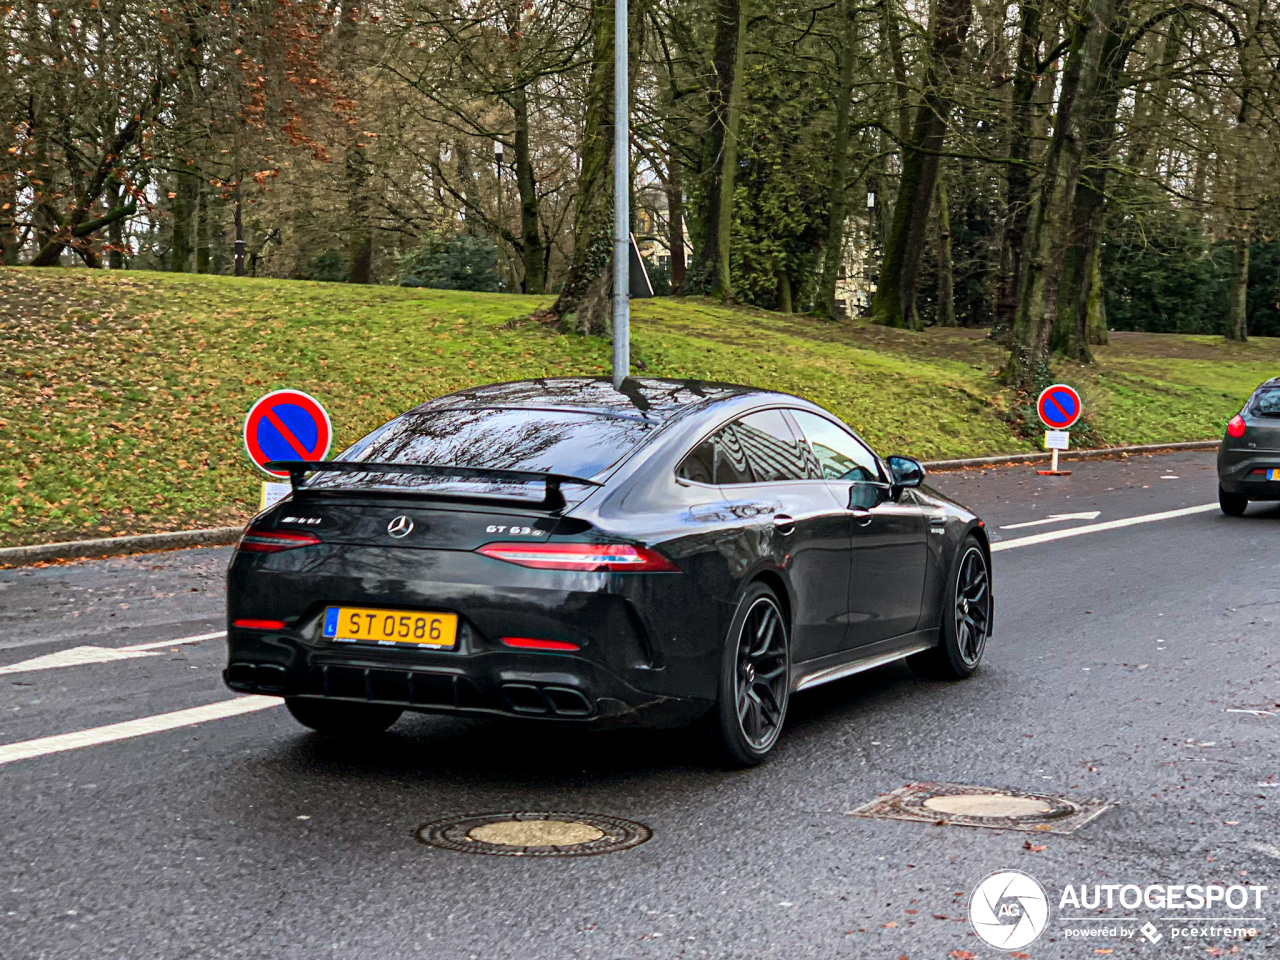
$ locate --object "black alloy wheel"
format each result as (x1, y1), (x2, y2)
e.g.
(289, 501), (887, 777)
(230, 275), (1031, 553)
(706, 584), (791, 766)
(953, 545), (991, 667)
(910, 536), (991, 680)
(735, 595), (790, 751)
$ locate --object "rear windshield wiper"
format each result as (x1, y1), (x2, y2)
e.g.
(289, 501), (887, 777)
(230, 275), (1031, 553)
(265, 460), (604, 511)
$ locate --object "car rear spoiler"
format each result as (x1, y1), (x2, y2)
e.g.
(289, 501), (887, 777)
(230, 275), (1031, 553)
(264, 460), (604, 511)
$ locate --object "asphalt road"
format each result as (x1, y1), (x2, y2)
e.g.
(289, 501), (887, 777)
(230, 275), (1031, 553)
(2, 450), (1278, 959)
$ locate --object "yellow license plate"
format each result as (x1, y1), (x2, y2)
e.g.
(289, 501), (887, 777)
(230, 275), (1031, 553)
(322, 606), (458, 648)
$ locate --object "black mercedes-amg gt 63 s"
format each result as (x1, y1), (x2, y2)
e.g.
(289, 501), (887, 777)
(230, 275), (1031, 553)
(224, 377), (993, 765)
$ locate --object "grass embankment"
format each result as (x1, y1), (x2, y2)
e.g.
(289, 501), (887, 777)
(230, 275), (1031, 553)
(2, 267), (1276, 547)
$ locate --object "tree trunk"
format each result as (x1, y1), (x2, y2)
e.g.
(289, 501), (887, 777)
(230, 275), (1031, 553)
(869, 0), (974, 328)
(0, 137), (16, 263)
(1223, 0), (1264, 341)
(776, 266), (793, 313)
(341, 1), (372, 284)
(1085, 238), (1108, 345)
(991, 0), (1042, 342)
(346, 152), (373, 284)
(879, 0), (912, 143)
(171, 169), (197, 272)
(511, 83), (546, 295)
(1226, 236), (1250, 341)
(816, 0), (857, 319)
(1004, 0), (1117, 390)
(1053, 2), (1130, 363)
(712, 0), (749, 300)
(193, 181), (211, 276)
(936, 171), (956, 326)
(685, 0), (743, 295)
(106, 180), (125, 269)
(551, 0), (616, 331)
(666, 148), (686, 291)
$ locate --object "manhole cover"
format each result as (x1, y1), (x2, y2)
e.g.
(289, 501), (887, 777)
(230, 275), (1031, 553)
(922, 794), (1052, 818)
(848, 782), (1110, 835)
(416, 812), (652, 857)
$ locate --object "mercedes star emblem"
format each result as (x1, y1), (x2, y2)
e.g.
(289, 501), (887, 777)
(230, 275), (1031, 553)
(387, 515), (414, 538)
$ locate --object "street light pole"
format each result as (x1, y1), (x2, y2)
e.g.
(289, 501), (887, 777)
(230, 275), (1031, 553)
(611, 0), (630, 390)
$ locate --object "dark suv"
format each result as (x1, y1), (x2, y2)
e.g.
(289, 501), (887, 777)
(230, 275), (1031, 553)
(1218, 377), (1280, 515)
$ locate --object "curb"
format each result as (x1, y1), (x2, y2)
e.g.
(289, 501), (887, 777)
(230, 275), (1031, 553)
(0, 526), (242, 568)
(922, 439), (1220, 472)
(0, 440), (1221, 568)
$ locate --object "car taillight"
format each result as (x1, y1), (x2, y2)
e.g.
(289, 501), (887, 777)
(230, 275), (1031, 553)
(476, 541), (680, 572)
(238, 527), (322, 553)
(1227, 414), (1247, 438)
(501, 636), (580, 651)
(233, 618), (286, 630)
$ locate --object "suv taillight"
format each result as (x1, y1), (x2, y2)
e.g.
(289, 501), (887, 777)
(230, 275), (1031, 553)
(476, 541), (680, 572)
(238, 527), (322, 553)
(1227, 414), (1247, 439)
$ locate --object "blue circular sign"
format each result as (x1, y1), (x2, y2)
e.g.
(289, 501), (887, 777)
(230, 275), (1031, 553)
(1036, 384), (1082, 430)
(243, 390), (333, 477)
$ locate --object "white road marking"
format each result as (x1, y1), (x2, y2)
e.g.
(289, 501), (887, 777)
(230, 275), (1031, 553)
(999, 511), (1101, 530)
(991, 503), (1218, 552)
(123, 630), (225, 652)
(0, 646), (158, 675)
(0, 696), (279, 766)
(0, 631), (225, 676)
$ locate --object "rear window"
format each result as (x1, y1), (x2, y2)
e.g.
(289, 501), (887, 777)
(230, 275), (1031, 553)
(1250, 387), (1280, 417)
(306, 407), (655, 498)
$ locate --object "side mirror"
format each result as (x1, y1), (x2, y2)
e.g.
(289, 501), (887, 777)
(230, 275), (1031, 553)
(849, 481), (889, 511)
(887, 455), (925, 490)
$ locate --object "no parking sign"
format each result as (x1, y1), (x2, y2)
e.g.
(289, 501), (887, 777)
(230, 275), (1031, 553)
(1034, 384), (1082, 476)
(1036, 384), (1082, 430)
(243, 390), (332, 479)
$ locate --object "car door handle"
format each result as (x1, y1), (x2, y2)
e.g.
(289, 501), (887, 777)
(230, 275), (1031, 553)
(849, 507), (874, 527)
(772, 514), (796, 535)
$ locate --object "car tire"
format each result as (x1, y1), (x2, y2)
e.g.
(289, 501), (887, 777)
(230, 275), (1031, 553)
(285, 698), (403, 736)
(704, 583), (791, 768)
(909, 536), (991, 681)
(1219, 484), (1248, 516)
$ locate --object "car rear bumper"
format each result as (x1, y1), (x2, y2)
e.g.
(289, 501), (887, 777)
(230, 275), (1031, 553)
(222, 631), (707, 728)
(223, 544), (727, 728)
(1217, 448), (1280, 498)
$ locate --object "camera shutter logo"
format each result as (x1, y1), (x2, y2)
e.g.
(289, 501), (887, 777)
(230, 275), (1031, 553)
(387, 516), (414, 538)
(969, 870), (1050, 950)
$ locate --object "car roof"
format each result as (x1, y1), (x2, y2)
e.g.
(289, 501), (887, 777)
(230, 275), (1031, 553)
(409, 377), (788, 423)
